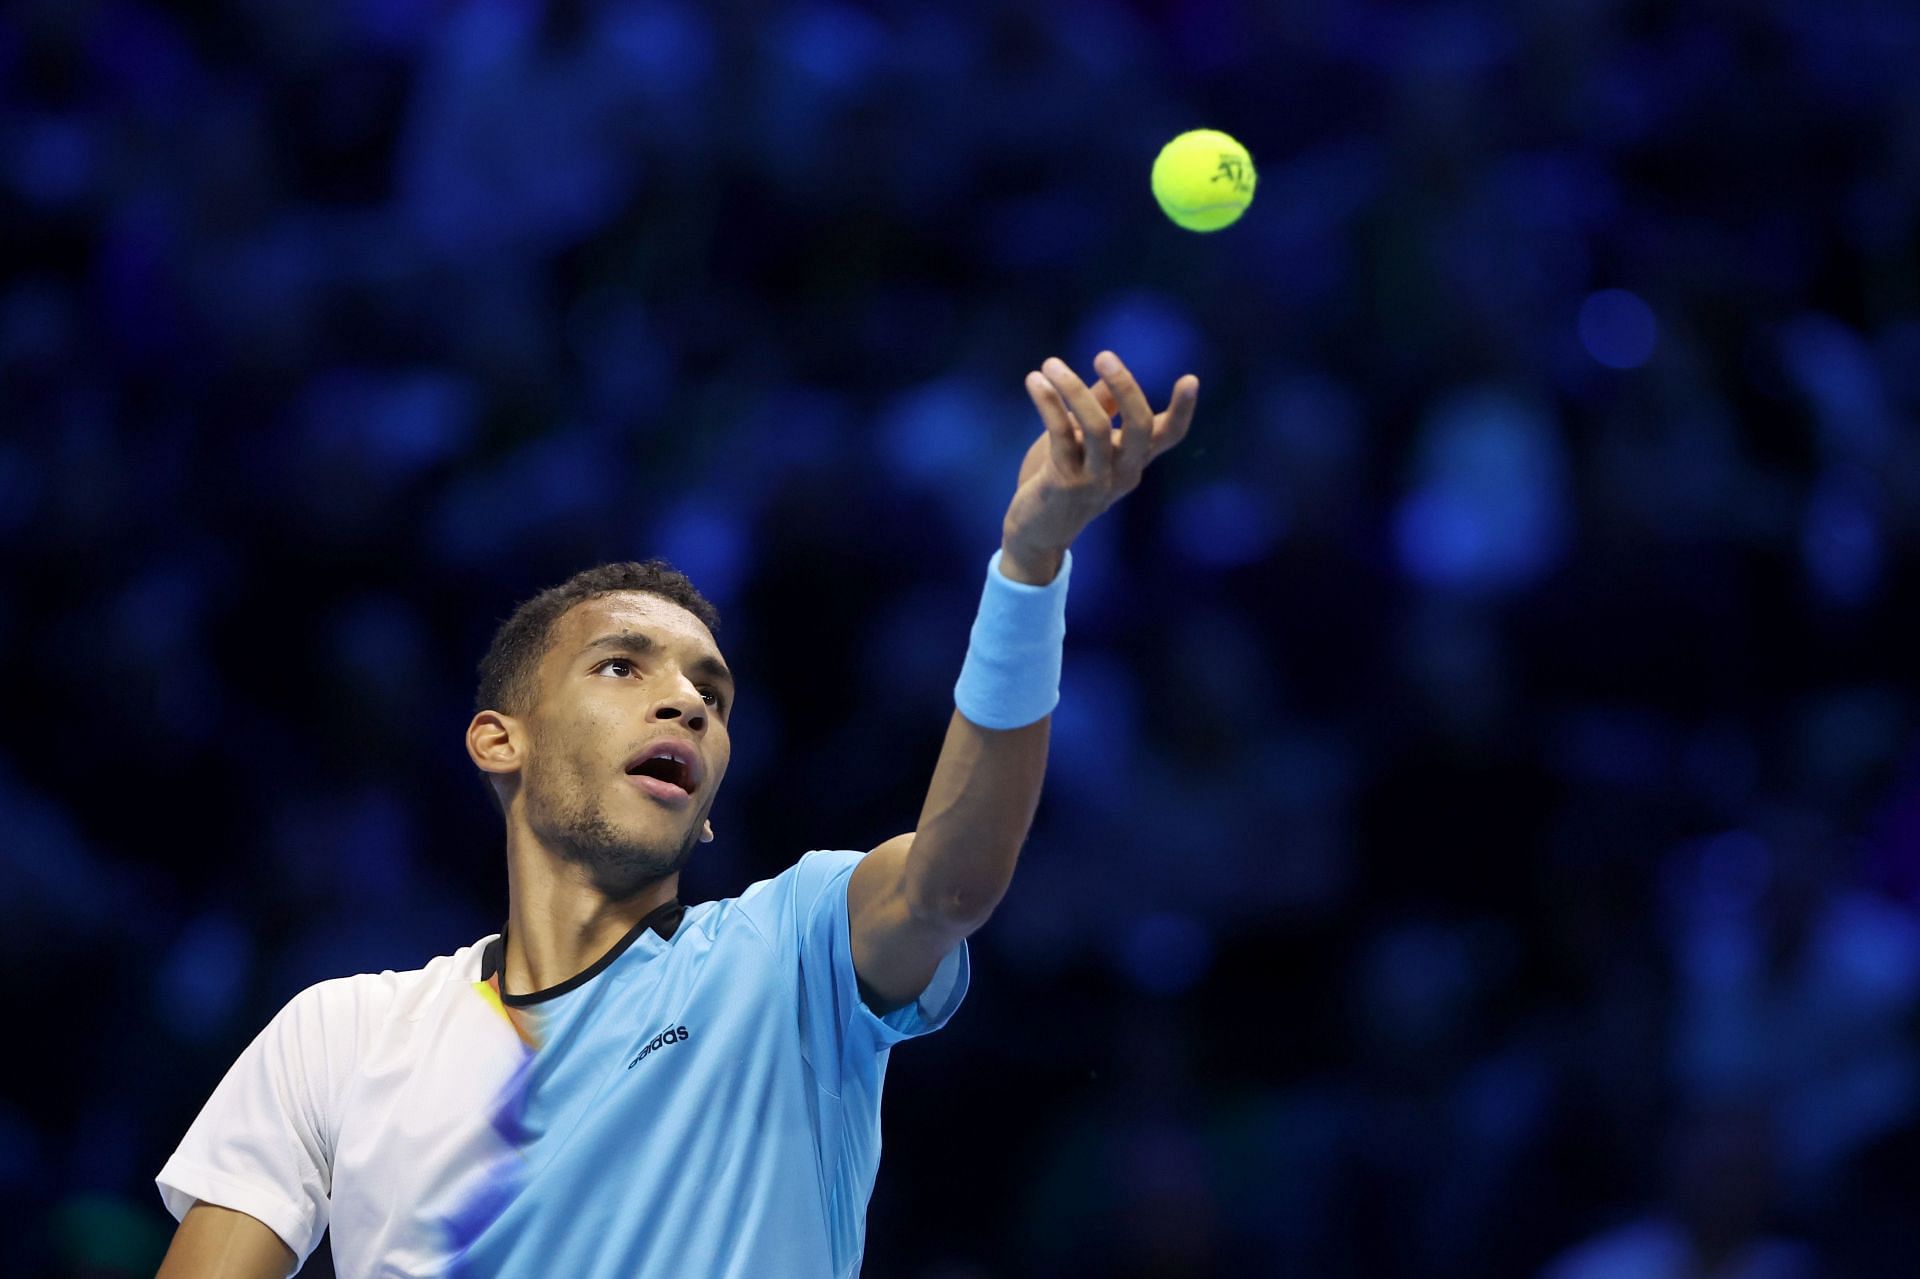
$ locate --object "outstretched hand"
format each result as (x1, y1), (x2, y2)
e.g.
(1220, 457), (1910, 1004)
(1002, 351), (1199, 562)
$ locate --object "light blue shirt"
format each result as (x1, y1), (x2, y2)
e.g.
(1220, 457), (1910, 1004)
(155, 849), (970, 1278)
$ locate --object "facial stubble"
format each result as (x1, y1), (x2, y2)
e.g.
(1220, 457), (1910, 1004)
(524, 741), (703, 899)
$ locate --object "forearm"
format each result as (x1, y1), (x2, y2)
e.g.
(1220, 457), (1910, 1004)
(157, 1204), (296, 1279)
(904, 539), (1065, 924)
(908, 707), (1050, 924)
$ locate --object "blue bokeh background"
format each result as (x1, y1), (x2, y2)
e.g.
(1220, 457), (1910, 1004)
(5, 0), (1920, 1275)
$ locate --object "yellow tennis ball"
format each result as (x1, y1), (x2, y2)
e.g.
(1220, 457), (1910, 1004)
(1151, 128), (1257, 232)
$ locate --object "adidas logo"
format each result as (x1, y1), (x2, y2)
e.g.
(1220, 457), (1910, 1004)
(627, 1025), (689, 1069)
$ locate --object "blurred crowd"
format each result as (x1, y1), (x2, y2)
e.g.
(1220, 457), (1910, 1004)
(4, 0), (1920, 1275)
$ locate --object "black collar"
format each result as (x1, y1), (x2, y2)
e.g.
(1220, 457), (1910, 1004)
(480, 898), (685, 1006)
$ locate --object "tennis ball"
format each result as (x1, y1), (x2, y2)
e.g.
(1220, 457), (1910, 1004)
(1151, 128), (1257, 232)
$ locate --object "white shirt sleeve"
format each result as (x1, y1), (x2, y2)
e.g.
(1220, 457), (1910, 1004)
(155, 977), (352, 1267)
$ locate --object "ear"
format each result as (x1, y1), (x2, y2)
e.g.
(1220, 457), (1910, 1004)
(468, 710), (524, 779)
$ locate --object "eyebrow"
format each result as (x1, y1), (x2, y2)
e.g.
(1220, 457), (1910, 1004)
(579, 631), (735, 695)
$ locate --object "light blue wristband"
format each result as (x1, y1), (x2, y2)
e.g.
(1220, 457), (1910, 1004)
(953, 546), (1072, 729)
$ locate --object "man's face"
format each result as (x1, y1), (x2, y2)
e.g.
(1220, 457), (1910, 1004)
(514, 592), (733, 898)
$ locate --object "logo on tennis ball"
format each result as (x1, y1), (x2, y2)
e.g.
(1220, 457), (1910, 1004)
(1212, 155), (1254, 196)
(1152, 128), (1257, 232)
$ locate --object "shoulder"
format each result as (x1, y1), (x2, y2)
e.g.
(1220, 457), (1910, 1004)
(733, 849), (865, 911)
(278, 934), (496, 1033)
(752, 849), (864, 896)
(716, 850), (867, 948)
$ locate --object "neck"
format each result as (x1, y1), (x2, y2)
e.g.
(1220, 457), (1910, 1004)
(501, 844), (681, 997)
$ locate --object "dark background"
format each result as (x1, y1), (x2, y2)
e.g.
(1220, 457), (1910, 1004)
(5, 0), (1920, 1275)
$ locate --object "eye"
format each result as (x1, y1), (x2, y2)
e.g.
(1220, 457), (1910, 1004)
(598, 660), (726, 711)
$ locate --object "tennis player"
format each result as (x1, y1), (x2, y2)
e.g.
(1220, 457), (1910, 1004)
(153, 351), (1197, 1277)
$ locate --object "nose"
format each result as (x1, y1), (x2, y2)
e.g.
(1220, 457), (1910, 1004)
(653, 685), (708, 727)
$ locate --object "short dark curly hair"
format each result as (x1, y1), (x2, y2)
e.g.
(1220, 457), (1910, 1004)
(473, 559), (722, 816)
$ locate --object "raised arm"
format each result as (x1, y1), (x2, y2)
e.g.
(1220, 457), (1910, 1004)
(849, 352), (1198, 1011)
(156, 1202), (296, 1279)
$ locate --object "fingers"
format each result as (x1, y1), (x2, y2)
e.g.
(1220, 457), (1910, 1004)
(1031, 355), (1201, 477)
(1153, 374), (1199, 460)
(1042, 356), (1116, 481)
(1091, 351), (1155, 473)
(1025, 371), (1083, 476)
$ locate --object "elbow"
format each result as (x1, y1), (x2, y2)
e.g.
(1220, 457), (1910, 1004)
(907, 870), (1005, 932)
(917, 888), (999, 932)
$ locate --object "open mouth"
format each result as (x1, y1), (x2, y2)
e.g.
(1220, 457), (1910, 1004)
(623, 740), (700, 806)
(626, 755), (694, 793)
(627, 771), (692, 804)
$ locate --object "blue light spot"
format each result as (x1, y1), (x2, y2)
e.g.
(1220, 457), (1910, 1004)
(300, 368), (478, 476)
(428, 428), (620, 564)
(351, 0), (438, 50)
(338, 787), (416, 899)
(10, 116), (93, 207)
(1362, 923), (1475, 1038)
(87, 6), (198, 118)
(1394, 489), (1490, 584)
(603, 3), (715, 98)
(113, 561), (213, 658)
(157, 912), (254, 1041)
(566, 294), (672, 414)
(1069, 291), (1204, 407)
(396, 3), (632, 255)
(1393, 388), (1569, 593)
(645, 496), (749, 610)
(1459, 1050), (1549, 1146)
(779, 3), (888, 92)
(366, 374), (478, 471)
(1780, 313), (1893, 462)
(1122, 912), (1214, 996)
(1261, 374), (1365, 468)
(1492, 150), (1619, 231)
(0, 762), (117, 939)
(1802, 473), (1881, 606)
(1168, 479), (1285, 567)
(880, 377), (992, 481)
(1699, 831), (1772, 915)
(1578, 288), (1658, 368)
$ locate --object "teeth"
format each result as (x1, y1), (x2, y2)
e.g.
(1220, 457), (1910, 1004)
(634, 749), (690, 789)
(628, 746), (693, 789)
